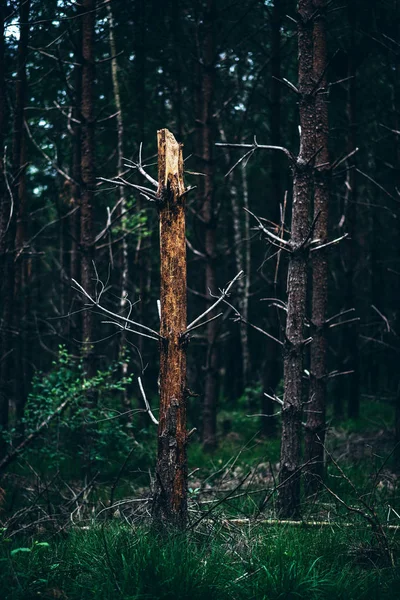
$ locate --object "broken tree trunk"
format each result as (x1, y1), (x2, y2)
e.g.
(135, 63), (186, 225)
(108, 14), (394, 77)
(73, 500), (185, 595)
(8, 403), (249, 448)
(153, 129), (188, 529)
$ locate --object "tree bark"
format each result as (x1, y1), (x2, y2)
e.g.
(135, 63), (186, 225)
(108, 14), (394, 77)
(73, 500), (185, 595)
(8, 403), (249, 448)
(304, 0), (330, 491)
(197, 0), (218, 451)
(219, 128), (251, 397)
(107, 0), (133, 432)
(345, 1), (359, 420)
(153, 129), (188, 529)
(0, 2), (8, 459)
(278, 0), (315, 518)
(12, 0), (31, 436)
(262, 0), (284, 438)
(68, 11), (82, 345)
(80, 0), (96, 381)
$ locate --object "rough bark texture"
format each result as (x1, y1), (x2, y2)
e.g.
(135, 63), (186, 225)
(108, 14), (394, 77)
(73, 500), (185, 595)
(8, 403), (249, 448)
(153, 129), (188, 529)
(107, 0), (133, 431)
(80, 0), (96, 380)
(278, 0), (315, 518)
(12, 0), (31, 436)
(197, 0), (218, 451)
(394, 1), (400, 470)
(68, 14), (82, 343)
(0, 2), (8, 458)
(345, 1), (360, 420)
(220, 129), (250, 397)
(304, 0), (330, 491)
(262, 0), (284, 438)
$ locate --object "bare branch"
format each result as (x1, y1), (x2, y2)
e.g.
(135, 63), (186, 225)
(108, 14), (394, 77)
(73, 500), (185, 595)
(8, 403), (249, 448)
(310, 233), (348, 252)
(371, 304), (391, 333)
(123, 143), (158, 188)
(329, 317), (360, 329)
(223, 297), (283, 346)
(216, 135), (295, 163)
(331, 147), (359, 170)
(25, 120), (76, 184)
(326, 307), (355, 324)
(71, 277), (163, 340)
(138, 377), (158, 425)
(185, 312), (223, 334)
(264, 391), (284, 406)
(244, 207), (291, 250)
(186, 270), (243, 331)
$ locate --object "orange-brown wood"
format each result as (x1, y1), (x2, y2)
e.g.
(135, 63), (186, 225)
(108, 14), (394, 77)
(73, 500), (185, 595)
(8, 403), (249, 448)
(153, 129), (188, 528)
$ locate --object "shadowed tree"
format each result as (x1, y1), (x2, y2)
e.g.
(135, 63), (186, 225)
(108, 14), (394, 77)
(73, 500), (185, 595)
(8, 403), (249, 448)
(80, 0), (96, 382)
(278, 0), (316, 518)
(304, 0), (330, 490)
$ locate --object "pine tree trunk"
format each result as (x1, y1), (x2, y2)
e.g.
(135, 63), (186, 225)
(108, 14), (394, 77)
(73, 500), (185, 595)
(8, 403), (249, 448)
(262, 0), (284, 437)
(0, 2), (8, 459)
(219, 128), (250, 397)
(278, 0), (315, 518)
(80, 0), (96, 381)
(345, 1), (359, 420)
(198, 0), (218, 451)
(153, 129), (188, 529)
(304, 0), (330, 491)
(107, 0), (133, 432)
(12, 0), (31, 436)
(68, 13), (82, 345)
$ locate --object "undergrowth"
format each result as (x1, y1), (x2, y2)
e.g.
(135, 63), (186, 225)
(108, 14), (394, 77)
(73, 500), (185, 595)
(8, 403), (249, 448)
(1, 523), (400, 599)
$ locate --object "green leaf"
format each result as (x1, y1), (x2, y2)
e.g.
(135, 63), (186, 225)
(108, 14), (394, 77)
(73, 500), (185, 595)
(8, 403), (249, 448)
(11, 547), (32, 556)
(34, 542), (50, 548)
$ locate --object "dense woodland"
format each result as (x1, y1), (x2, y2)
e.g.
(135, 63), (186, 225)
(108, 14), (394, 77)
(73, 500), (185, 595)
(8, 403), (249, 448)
(1, 0), (400, 598)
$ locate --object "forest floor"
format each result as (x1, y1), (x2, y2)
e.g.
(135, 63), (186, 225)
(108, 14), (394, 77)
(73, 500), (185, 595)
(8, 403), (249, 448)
(1, 398), (400, 599)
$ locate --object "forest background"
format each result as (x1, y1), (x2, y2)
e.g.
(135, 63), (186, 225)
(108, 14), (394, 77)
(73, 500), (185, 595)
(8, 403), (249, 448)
(1, 1), (400, 598)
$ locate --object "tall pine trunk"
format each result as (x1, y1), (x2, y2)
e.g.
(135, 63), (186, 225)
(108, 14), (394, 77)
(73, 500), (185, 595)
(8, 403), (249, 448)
(12, 0), (31, 435)
(197, 0), (218, 450)
(107, 0), (133, 431)
(262, 0), (284, 438)
(0, 2), (8, 458)
(345, 1), (360, 420)
(278, 0), (315, 518)
(304, 0), (330, 490)
(80, 0), (96, 381)
(68, 11), (82, 345)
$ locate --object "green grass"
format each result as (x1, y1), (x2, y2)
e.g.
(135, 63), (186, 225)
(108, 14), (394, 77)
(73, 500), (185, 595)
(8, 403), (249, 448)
(1, 523), (400, 599)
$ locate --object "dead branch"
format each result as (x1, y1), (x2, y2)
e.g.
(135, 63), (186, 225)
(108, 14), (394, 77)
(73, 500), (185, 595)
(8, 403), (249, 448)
(186, 270), (243, 331)
(71, 275), (163, 341)
(138, 377), (158, 425)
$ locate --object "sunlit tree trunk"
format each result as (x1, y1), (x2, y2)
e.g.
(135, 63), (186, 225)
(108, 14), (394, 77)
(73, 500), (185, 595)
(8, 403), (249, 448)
(153, 129), (188, 528)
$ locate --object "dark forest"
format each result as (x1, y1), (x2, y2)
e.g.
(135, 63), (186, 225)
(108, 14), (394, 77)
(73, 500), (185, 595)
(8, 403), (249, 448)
(1, 1), (400, 598)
